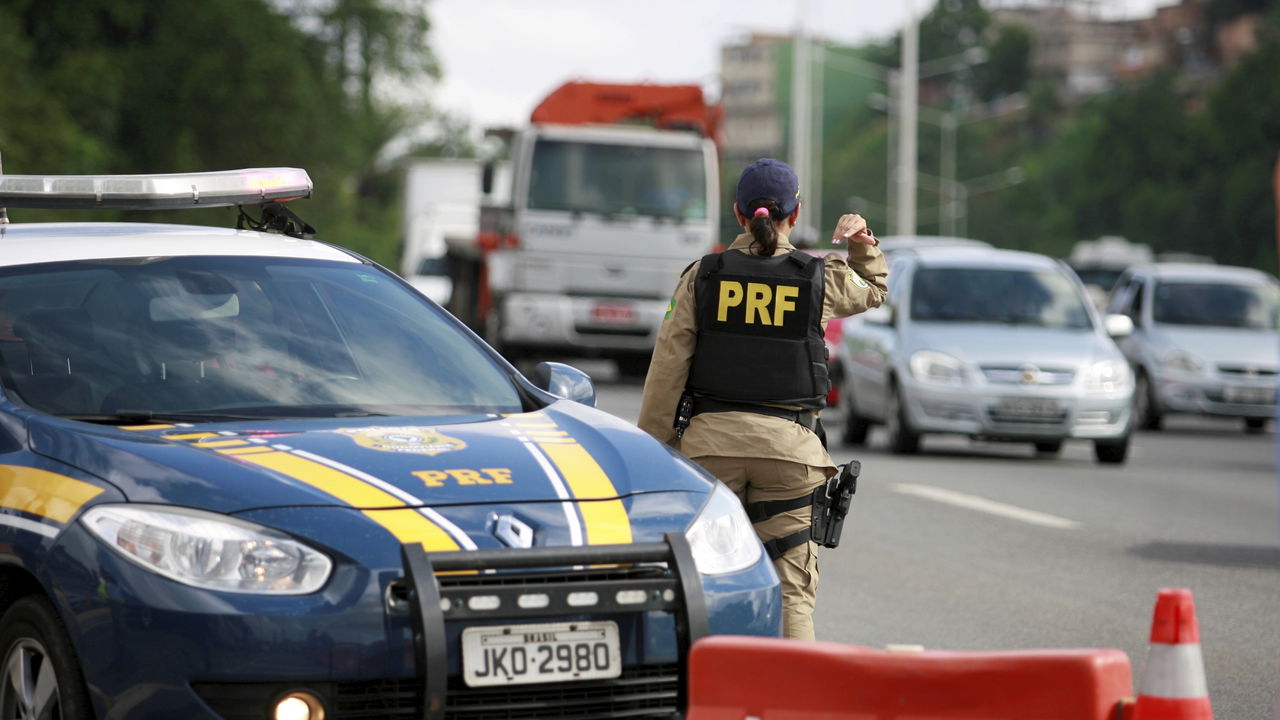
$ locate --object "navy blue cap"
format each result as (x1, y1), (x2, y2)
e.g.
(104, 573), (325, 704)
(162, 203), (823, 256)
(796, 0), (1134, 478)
(735, 158), (800, 217)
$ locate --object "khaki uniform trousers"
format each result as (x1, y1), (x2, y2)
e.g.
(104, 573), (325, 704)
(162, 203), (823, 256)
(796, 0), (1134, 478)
(692, 455), (829, 641)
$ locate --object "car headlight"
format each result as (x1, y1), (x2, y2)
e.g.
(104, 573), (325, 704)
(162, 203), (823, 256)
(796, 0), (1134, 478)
(1084, 360), (1132, 393)
(82, 504), (333, 594)
(909, 350), (968, 386)
(685, 482), (762, 576)
(1160, 349), (1204, 374)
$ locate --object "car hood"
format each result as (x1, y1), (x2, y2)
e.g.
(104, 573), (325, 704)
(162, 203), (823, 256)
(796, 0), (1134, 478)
(1150, 326), (1280, 368)
(908, 323), (1117, 367)
(28, 400), (710, 516)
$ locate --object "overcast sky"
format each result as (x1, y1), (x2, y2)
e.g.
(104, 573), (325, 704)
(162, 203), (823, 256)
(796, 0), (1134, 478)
(427, 0), (1168, 132)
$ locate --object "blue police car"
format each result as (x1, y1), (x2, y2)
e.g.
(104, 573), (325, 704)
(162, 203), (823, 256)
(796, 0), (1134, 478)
(0, 169), (779, 719)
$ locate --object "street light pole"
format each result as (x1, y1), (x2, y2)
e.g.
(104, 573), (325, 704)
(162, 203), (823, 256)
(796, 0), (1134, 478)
(896, 0), (919, 237)
(791, 14), (812, 233)
(940, 112), (957, 235)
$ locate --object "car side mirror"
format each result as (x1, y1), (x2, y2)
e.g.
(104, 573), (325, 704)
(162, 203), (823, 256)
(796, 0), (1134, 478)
(1104, 313), (1134, 338)
(531, 361), (597, 406)
(863, 304), (894, 326)
(481, 162), (495, 196)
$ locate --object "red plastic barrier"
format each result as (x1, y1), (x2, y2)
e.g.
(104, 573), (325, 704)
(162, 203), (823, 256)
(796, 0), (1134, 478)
(686, 636), (1133, 720)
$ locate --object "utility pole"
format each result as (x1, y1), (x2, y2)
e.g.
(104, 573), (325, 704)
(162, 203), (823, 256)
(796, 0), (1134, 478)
(896, 0), (919, 237)
(791, 15), (812, 235)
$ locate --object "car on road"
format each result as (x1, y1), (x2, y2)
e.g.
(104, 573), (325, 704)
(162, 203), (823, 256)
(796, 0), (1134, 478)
(839, 245), (1135, 463)
(805, 236), (992, 412)
(1106, 262), (1280, 433)
(0, 168), (779, 719)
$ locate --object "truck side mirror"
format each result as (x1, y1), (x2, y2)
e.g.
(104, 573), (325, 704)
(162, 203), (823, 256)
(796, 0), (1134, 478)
(481, 162), (495, 196)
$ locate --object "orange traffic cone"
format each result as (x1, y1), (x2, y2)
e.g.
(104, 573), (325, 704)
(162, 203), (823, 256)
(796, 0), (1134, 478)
(1132, 588), (1213, 720)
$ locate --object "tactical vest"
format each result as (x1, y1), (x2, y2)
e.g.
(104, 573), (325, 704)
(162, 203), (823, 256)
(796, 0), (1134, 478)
(687, 249), (829, 409)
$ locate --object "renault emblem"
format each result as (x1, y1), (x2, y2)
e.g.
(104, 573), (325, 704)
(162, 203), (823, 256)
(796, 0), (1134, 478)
(490, 513), (534, 549)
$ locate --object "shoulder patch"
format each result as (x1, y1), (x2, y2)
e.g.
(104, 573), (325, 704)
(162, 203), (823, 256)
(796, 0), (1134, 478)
(850, 272), (870, 289)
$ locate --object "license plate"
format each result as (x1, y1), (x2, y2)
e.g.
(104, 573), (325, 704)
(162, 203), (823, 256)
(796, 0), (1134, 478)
(1223, 386), (1275, 404)
(995, 397), (1061, 418)
(461, 621), (621, 687)
(591, 301), (636, 325)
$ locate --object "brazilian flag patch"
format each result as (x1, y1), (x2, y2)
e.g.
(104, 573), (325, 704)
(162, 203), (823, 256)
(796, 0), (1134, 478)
(664, 296), (676, 320)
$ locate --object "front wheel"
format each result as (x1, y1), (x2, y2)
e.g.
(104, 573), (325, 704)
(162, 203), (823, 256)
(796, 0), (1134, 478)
(1244, 417), (1268, 434)
(1094, 436), (1130, 464)
(1133, 371), (1163, 430)
(840, 386), (870, 446)
(885, 382), (921, 455)
(0, 597), (92, 720)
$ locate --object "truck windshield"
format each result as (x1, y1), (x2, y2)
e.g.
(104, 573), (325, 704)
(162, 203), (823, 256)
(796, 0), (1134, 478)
(910, 267), (1093, 329)
(1152, 281), (1280, 329)
(0, 257), (523, 419)
(528, 139), (706, 220)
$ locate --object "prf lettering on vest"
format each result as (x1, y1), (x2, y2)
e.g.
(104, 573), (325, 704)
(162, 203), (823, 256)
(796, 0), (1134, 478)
(716, 281), (800, 325)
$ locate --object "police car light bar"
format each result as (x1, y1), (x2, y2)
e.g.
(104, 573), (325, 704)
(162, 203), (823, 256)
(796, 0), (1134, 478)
(0, 168), (313, 210)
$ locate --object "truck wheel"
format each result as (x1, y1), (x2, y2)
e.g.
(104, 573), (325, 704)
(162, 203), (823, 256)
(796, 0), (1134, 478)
(885, 383), (920, 455)
(0, 596), (92, 720)
(614, 355), (652, 379)
(1034, 440), (1063, 456)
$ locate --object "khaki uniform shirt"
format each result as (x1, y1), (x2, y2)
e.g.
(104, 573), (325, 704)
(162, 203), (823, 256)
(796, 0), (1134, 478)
(637, 233), (889, 471)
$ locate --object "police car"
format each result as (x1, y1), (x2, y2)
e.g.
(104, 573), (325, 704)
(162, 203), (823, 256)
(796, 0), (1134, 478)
(0, 169), (779, 719)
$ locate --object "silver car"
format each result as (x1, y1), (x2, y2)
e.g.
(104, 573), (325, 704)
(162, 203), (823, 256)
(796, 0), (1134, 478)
(1106, 263), (1280, 433)
(840, 246), (1135, 463)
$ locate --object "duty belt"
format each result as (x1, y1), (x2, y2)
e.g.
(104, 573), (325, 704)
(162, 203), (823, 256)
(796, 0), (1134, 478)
(689, 397), (818, 432)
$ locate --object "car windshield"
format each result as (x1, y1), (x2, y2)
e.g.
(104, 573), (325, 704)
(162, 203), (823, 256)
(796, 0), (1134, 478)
(0, 256), (524, 419)
(1152, 280), (1280, 329)
(910, 266), (1093, 329)
(528, 139), (707, 220)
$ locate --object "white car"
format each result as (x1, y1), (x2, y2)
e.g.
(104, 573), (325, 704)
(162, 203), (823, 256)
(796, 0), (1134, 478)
(840, 245), (1135, 463)
(1107, 262), (1280, 433)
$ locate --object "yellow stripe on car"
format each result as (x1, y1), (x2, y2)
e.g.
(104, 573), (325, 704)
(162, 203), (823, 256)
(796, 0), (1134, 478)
(535, 439), (632, 546)
(0, 466), (104, 524)
(233, 451), (461, 551)
(505, 411), (633, 545)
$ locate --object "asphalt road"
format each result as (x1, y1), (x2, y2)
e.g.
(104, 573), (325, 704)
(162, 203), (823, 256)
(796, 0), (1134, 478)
(583, 366), (1279, 719)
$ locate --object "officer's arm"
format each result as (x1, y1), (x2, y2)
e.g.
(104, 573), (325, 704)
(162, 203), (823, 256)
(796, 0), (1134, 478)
(824, 242), (890, 321)
(637, 266), (699, 445)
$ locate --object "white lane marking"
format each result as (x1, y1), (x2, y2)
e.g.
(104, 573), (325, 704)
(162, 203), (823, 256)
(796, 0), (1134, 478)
(891, 483), (1082, 530)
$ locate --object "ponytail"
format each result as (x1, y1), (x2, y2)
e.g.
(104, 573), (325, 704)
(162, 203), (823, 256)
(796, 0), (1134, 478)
(746, 200), (782, 256)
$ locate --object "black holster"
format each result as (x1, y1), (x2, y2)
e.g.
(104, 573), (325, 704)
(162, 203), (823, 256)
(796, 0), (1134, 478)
(811, 460), (859, 549)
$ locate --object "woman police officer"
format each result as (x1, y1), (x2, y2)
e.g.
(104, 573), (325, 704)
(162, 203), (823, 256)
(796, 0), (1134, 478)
(637, 158), (887, 640)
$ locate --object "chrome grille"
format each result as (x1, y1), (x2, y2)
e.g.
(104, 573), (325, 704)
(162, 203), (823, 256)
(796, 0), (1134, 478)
(981, 366), (1075, 385)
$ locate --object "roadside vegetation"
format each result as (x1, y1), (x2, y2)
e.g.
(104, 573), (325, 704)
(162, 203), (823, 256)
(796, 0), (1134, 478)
(2, 0), (1277, 271)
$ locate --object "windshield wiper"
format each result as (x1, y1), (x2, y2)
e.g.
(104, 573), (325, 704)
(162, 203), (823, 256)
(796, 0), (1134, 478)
(60, 410), (286, 425)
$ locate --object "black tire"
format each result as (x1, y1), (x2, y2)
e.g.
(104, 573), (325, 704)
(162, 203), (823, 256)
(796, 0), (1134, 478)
(1133, 371), (1163, 430)
(840, 386), (870, 446)
(1244, 417), (1268, 434)
(0, 596), (92, 720)
(885, 382), (920, 454)
(1034, 440), (1063, 455)
(1094, 436), (1130, 464)
(614, 355), (652, 379)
